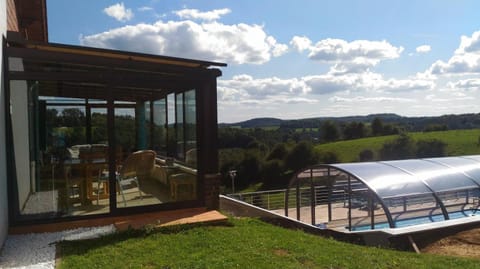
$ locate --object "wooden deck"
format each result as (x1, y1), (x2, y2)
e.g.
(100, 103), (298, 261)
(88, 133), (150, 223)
(9, 207), (228, 234)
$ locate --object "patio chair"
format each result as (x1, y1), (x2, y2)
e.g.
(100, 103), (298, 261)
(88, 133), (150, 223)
(115, 150), (156, 206)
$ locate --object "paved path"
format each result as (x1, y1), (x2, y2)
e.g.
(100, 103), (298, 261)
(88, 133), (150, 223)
(0, 225), (116, 269)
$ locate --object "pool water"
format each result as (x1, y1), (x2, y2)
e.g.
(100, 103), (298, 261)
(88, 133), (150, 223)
(350, 209), (478, 231)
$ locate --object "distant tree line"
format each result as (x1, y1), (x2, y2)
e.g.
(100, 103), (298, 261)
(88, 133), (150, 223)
(227, 113), (480, 132)
(218, 116), (456, 192)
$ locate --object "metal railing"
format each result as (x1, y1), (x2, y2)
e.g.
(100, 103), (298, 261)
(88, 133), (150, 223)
(227, 189), (288, 211)
(227, 186), (345, 212)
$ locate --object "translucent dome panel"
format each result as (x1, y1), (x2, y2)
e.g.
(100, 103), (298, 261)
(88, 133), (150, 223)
(426, 157), (480, 186)
(333, 162), (432, 199)
(386, 159), (478, 193)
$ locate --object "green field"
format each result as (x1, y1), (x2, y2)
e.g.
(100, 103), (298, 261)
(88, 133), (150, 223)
(57, 217), (478, 269)
(315, 129), (480, 162)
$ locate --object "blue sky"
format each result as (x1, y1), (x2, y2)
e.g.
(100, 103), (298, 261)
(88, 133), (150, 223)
(47, 0), (480, 123)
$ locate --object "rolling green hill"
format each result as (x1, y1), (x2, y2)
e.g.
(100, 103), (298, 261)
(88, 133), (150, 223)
(315, 129), (480, 162)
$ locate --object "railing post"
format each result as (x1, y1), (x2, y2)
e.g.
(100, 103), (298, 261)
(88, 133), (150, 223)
(370, 191), (375, 230)
(310, 169), (315, 226)
(348, 175), (352, 231)
(285, 189), (289, 217)
(296, 181), (300, 221)
(327, 168), (332, 222)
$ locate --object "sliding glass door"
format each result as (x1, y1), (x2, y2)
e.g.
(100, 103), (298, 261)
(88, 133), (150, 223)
(8, 79), (199, 221)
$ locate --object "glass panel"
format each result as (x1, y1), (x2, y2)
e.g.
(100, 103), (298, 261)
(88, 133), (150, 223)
(388, 159), (478, 193)
(176, 93), (184, 160)
(167, 94), (176, 157)
(11, 80), (201, 217)
(386, 193), (444, 228)
(11, 80), (110, 220)
(440, 189), (479, 218)
(89, 107), (110, 208)
(153, 98), (167, 156)
(115, 105), (144, 208)
(329, 170), (350, 228)
(334, 162), (433, 199)
(144, 101), (152, 148)
(184, 90), (197, 168)
(154, 91), (198, 202)
(91, 107), (108, 145)
(429, 157), (480, 185)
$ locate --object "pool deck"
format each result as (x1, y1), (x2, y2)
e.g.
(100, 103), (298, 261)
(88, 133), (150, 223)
(272, 203), (480, 236)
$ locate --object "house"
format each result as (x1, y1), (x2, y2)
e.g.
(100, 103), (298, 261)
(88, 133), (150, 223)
(0, 0), (225, 249)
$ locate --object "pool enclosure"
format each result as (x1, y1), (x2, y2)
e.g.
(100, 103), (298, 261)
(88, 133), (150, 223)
(4, 32), (225, 224)
(285, 156), (480, 231)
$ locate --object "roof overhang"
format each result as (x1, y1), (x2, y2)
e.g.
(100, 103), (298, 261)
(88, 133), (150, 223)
(5, 31), (227, 101)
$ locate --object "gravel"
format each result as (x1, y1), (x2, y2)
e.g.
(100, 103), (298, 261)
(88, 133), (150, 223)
(0, 225), (116, 269)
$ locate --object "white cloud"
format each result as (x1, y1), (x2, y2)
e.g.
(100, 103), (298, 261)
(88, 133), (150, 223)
(304, 72), (433, 94)
(416, 45), (431, 53)
(429, 30), (480, 75)
(369, 76), (434, 93)
(81, 20), (287, 64)
(447, 78), (480, 91)
(103, 2), (133, 22)
(138, 6), (153, 12)
(290, 36), (403, 73)
(290, 36), (312, 52)
(308, 38), (403, 62)
(174, 8), (231, 21)
(218, 74), (309, 101)
(329, 96), (415, 103)
(456, 31), (480, 54)
(217, 71), (432, 108)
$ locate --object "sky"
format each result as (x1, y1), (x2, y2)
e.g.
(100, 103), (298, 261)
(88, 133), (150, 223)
(47, 0), (480, 123)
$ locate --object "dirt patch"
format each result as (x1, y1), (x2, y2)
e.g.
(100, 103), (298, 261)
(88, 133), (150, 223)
(421, 226), (480, 259)
(273, 249), (290, 257)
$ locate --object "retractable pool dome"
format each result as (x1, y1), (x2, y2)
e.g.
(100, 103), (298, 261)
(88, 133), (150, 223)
(285, 155), (480, 232)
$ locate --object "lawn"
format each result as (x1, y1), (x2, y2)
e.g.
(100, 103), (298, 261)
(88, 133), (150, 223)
(315, 129), (480, 162)
(57, 217), (479, 269)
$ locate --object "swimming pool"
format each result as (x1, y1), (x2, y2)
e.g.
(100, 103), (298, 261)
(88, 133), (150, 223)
(350, 209), (478, 231)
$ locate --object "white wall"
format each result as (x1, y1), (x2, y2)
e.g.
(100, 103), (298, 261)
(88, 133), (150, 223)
(0, 0), (9, 249)
(10, 80), (31, 210)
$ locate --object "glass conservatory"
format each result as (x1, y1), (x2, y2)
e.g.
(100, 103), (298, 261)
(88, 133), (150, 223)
(285, 156), (480, 231)
(5, 33), (225, 224)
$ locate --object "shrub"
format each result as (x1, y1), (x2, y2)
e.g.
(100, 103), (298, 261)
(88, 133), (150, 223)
(266, 143), (288, 161)
(379, 133), (415, 160)
(261, 159), (285, 186)
(416, 139), (447, 158)
(358, 149), (374, 161)
(319, 151), (339, 164)
(237, 152), (262, 187)
(285, 141), (318, 172)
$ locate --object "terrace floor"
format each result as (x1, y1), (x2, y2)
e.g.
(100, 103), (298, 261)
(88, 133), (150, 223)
(9, 207), (228, 234)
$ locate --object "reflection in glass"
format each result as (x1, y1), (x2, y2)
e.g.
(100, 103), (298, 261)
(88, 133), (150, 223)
(11, 80), (111, 219)
(10, 80), (199, 219)
(185, 90), (197, 168)
(153, 98), (167, 155)
(176, 93), (184, 160)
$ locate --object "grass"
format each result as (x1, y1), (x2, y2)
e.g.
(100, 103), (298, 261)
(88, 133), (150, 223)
(315, 129), (480, 162)
(57, 217), (479, 269)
